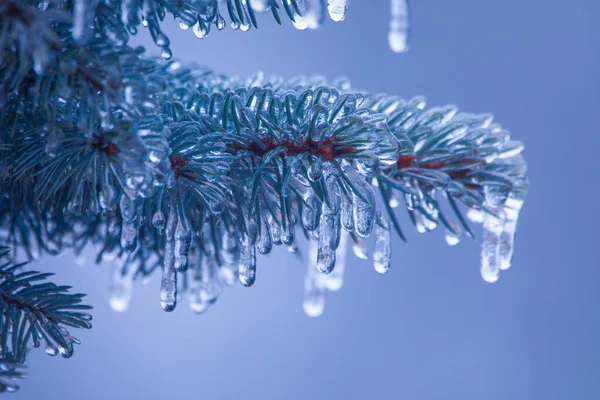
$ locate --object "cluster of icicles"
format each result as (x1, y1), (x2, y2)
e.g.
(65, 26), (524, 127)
(171, 0), (410, 54)
(105, 71), (527, 317)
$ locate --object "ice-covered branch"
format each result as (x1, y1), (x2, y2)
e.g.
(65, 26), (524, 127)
(0, 246), (92, 392)
(1, 56), (529, 317)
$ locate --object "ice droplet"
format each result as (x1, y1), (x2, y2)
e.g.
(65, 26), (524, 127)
(388, 0), (410, 53)
(238, 235), (257, 287)
(193, 21), (209, 39)
(161, 47), (172, 60)
(480, 210), (506, 283)
(327, 0), (349, 22)
(160, 205), (178, 311)
(45, 343), (58, 356)
(444, 223), (462, 246)
(373, 213), (391, 274)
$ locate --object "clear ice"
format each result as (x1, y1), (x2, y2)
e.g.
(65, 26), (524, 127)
(389, 0), (410, 53)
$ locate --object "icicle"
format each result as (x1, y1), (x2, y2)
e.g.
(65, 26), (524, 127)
(108, 263), (136, 312)
(480, 210), (506, 283)
(302, 192), (322, 231)
(389, 0), (410, 53)
(344, 167), (376, 238)
(190, 235), (223, 312)
(317, 213), (338, 274)
(270, 218), (282, 245)
(373, 213), (391, 274)
(317, 172), (341, 274)
(304, 240), (326, 317)
(352, 236), (368, 260)
(160, 204), (178, 311)
(341, 195), (354, 231)
(324, 229), (348, 291)
(119, 195), (142, 252)
(174, 220), (191, 271)
(220, 230), (239, 285)
(327, 0), (350, 22)
(238, 235), (257, 287)
(257, 214), (273, 255)
(499, 196), (524, 270)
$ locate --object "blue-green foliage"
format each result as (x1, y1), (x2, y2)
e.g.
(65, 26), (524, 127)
(0, 0), (528, 391)
(0, 247), (92, 392)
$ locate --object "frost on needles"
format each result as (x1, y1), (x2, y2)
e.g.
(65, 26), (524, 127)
(0, 0), (528, 391)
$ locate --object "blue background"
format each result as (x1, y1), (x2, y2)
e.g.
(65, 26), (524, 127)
(14, 1), (600, 399)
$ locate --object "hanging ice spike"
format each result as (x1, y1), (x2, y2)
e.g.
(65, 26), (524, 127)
(171, 1), (412, 53)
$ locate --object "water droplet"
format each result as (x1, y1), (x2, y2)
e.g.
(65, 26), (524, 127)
(45, 343), (58, 356)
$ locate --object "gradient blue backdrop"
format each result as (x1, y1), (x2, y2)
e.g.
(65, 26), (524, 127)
(14, 1), (600, 399)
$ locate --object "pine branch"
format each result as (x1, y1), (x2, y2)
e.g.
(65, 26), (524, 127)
(1, 0), (528, 320)
(1, 57), (529, 316)
(0, 246), (92, 392)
